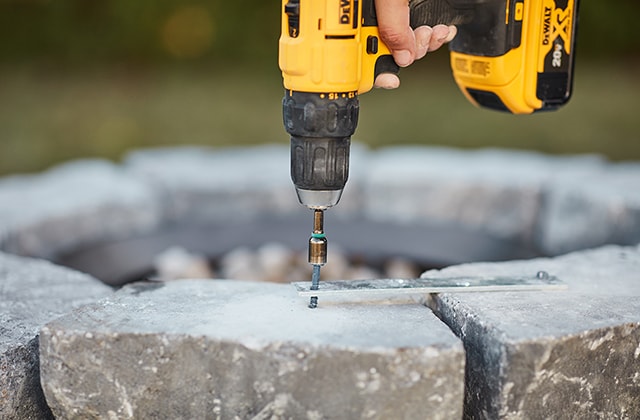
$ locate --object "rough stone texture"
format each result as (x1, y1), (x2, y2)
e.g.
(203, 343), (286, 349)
(123, 145), (640, 254)
(0, 252), (112, 419)
(1, 145), (636, 260)
(123, 144), (370, 222)
(535, 162), (640, 255)
(424, 245), (640, 419)
(0, 159), (163, 259)
(1, 145), (639, 418)
(123, 145), (299, 222)
(40, 280), (465, 419)
(363, 147), (605, 245)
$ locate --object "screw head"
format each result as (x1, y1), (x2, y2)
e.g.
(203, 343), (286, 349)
(536, 270), (549, 280)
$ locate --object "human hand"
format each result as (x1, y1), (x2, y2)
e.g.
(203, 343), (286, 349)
(374, 0), (457, 89)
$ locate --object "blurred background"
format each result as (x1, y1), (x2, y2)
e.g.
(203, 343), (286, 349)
(0, 0), (638, 176)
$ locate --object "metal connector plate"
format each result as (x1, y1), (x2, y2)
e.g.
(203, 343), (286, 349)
(293, 273), (567, 297)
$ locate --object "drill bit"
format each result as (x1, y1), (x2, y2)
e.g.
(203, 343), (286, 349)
(308, 209), (327, 308)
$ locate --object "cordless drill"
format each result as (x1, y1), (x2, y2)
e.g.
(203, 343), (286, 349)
(279, 0), (579, 307)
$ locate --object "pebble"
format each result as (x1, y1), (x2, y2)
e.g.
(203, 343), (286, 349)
(153, 243), (421, 283)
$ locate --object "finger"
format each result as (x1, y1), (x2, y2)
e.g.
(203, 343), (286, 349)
(414, 26), (433, 60)
(374, 0), (415, 67)
(445, 25), (457, 43)
(374, 73), (401, 89)
(427, 24), (452, 51)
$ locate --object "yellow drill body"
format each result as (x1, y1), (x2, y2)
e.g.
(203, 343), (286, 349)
(280, 0), (579, 114)
(279, 0), (391, 96)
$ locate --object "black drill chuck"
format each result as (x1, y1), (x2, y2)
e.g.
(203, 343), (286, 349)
(283, 91), (359, 209)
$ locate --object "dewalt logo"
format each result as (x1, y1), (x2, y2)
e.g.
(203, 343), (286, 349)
(541, 0), (573, 53)
(542, 6), (552, 45)
(339, 0), (352, 25)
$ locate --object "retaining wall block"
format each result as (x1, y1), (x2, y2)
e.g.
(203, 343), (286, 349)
(535, 162), (640, 255)
(362, 147), (605, 245)
(1, 252), (112, 419)
(424, 245), (640, 419)
(40, 280), (465, 419)
(124, 144), (371, 222)
(0, 159), (164, 259)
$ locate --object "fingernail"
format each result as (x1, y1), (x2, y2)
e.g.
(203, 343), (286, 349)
(446, 26), (458, 42)
(394, 50), (412, 67)
(374, 73), (400, 89)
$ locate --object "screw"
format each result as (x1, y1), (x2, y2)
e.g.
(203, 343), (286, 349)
(536, 270), (549, 280)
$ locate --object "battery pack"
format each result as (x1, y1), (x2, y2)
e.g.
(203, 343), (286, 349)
(449, 0), (579, 114)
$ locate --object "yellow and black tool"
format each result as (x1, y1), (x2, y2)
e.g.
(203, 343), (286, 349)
(279, 0), (579, 307)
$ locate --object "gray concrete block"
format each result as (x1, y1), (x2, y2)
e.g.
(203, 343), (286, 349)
(535, 162), (640, 255)
(0, 160), (163, 258)
(124, 145), (300, 221)
(40, 280), (465, 419)
(124, 144), (371, 222)
(1, 252), (112, 419)
(362, 147), (604, 244)
(424, 245), (640, 419)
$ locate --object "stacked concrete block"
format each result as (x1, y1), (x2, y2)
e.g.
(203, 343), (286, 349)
(424, 245), (640, 419)
(1, 252), (112, 419)
(124, 145), (299, 222)
(535, 162), (640, 255)
(0, 144), (629, 262)
(123, 144), (371, 222)
(0, 159), (163, 259)
(363, 147), (606, 245)
(40, 280), (465, 419)
(0, 145), (639, 418)
(361, 146), (640, 256)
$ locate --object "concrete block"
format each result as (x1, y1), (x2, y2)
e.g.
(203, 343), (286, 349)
(0, 252), (112, 419)
(40, 280), (465, 419)
(124, 144), (371, 221)
(0, 160), (163, 258)
(124, 146), (300, 221)
(424, 245), (640, 419)
(363, 147), (604, 244)
(535, 162), (640, 255)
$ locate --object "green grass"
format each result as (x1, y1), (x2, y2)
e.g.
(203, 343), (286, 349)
(0, 56), (639, 176)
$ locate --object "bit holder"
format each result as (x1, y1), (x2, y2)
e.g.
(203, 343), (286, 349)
(308, 209), (327, 308)
(308, 209), (327, 266)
